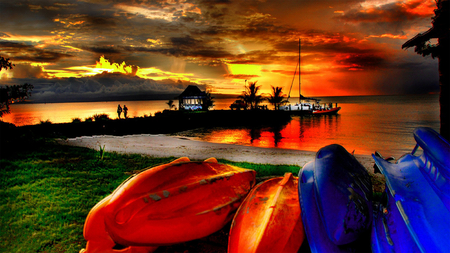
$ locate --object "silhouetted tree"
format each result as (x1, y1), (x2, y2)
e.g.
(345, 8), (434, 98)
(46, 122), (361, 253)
(202, 91), (215, 111)
(268, 86), (288, 110)
(239, 81), (265, 110)
(1, 57), (34, 117)
(0, 56), (14, 70)
(402, 0), (449, 140)
(0, 84), (34, 117)
(166, 99), (175, 110)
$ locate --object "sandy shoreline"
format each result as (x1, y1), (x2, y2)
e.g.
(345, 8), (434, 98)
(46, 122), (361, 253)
(58, 134), (376, 172)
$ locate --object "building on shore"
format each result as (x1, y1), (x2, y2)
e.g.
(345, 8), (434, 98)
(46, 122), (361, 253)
(178, 85), (207, 111)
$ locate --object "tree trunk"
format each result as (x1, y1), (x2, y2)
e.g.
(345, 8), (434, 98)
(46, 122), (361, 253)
(439, 35), (450, 141)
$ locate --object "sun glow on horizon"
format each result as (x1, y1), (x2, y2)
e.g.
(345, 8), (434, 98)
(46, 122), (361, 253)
(226, 64), (262, 79)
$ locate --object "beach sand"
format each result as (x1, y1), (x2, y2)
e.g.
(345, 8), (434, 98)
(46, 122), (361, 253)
(59, 134), (378, 168)
(59, 134), (384, 191)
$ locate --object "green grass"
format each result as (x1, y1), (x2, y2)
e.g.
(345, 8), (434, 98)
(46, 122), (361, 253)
(217, 159), (300, 177)
(0, 139), (300, 253)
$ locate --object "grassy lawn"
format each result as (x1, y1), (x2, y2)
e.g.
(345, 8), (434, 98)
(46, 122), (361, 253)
(0, 139), (300, 253)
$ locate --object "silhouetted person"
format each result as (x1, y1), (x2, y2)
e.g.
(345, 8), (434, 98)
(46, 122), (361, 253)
(117, 104), (122, 119)
(123, 105), (128, 119)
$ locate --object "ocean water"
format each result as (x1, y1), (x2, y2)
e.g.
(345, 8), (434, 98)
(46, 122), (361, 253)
(177, 94), (440, 157)
(2, 94), (440, 157)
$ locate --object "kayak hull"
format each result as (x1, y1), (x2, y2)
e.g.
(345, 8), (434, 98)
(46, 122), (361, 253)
(82, 157), (256, 252)
(372, 127), (450, 252)
(299, 144), (373, 252)
(228, 173), (305, 253)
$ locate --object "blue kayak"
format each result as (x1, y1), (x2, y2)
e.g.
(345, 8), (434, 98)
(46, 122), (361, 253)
(299, 144), (373, 252)
(372, 127), (450, 252)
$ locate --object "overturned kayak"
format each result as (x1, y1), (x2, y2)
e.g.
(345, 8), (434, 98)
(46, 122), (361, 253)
(372, 127), (450, 252)
(228, 173), (305, 253)
(81, 157), (256, 253)
(299, 144), (373, 252)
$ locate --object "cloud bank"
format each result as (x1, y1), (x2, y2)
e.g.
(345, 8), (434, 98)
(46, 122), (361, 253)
(0, 0), (441, 99)
(3, 71), (206, 103)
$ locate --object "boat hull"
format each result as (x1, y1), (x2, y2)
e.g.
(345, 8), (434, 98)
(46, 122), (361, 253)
(279, 103), (313, 115)
(82, 157), (256, 252)
(371, 127), (450, 253)
(228, 173), (305, 253)
(298, 144), (372, 252)
(312, 107), (341, 115)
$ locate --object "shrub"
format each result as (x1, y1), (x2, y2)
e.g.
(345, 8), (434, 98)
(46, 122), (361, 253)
(93, 113), (110, 122)
(71, 117), (82, 123)
(39, 119), (52, 125)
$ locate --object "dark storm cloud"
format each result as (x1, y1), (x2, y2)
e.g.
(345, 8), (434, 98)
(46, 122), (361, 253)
(193, 26), (224, 36)
(194, 0), (232, 22)
(0, 40), (72, 62)
(2, 72), (205, 102)
(339, 0), (431, 23)
(119, 35), (233, 59)
(0, 2), (58, 35)
(84, 15), (117, 28)
(239, 15), (293, 37)
(275, 31), (378, 54)
(82, 45), (122, 54)
(170, 36), (200, 47)
(372, 58), (439, 94)
(336, 54), (387, 71)
(11, 63), (49, 79)
(336, 0), (434, 35)
(271, 33), (389, 71)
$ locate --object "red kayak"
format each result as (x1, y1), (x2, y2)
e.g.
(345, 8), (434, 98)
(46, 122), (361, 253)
(81, 157), (256, 253)
(228, 173), (305, 253)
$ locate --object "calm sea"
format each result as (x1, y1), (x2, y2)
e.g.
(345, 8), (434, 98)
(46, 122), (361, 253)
(2, 94), (440, 157)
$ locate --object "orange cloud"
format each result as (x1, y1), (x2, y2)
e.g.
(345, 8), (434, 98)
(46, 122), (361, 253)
(403, 0), (435, 16)
(95, 56), (138, 76)
(366, 34), (408, 39)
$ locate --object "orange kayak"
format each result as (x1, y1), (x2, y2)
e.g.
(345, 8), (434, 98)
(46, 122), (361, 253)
(228, 173), (305, 253)
(82, 157), (256, 253)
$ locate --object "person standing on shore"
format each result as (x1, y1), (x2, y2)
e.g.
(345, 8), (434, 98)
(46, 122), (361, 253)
(117, 104), (122, 119)
(123, 105), (128, 119)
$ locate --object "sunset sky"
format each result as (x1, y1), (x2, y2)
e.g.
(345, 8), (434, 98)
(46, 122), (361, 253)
(0, 0), (440, 102)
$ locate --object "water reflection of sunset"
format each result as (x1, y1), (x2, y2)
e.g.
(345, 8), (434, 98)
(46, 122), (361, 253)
(189, 95), (440, 157)
(200, 116), (342, 153)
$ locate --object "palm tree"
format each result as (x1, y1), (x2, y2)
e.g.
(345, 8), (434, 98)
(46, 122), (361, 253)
(202, 91), (215, 111)
(268, 86), (288, 110)
(166, 99), (175, 110)
(238, 81), (265, 110)
(402, 0), (449, 140)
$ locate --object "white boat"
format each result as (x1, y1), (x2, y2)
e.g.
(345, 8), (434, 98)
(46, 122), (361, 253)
(279, 99), (315, 114)
(280, 39), (340, 115)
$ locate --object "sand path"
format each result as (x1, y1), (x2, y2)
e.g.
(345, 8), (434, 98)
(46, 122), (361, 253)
(59, 134), (376, 172)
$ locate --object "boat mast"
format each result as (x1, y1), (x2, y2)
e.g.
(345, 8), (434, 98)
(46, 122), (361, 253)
(286, 38), (301, 103)
(298, 38), (301, 104)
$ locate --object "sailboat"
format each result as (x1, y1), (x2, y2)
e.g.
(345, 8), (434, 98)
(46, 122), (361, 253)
(279, 39), (341, 115)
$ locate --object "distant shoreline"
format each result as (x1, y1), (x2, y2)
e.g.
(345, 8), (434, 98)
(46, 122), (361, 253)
(7, 110), (292, 138)
(12, 93), (437, 105)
